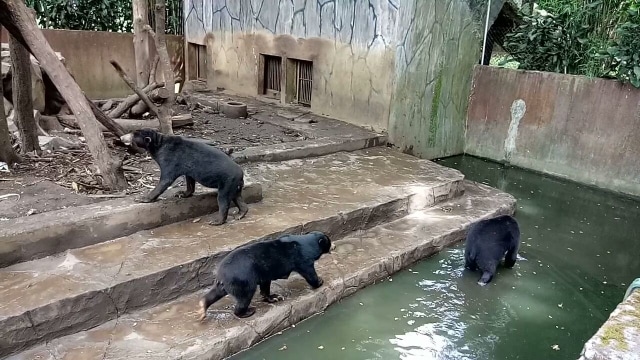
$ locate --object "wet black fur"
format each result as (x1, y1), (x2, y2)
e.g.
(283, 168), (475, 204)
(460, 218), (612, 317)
(200, 231), (332, 319)
(129, 128), (248, 225)
(464, 215), (520, 285)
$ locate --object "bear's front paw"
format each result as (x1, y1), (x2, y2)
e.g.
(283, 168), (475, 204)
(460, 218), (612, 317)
(134, 196), (154, 203)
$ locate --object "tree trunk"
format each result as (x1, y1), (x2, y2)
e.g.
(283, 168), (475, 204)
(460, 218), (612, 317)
(0, 25), (20, 165)
(0, 0), (127, 190)
(131, 0), (150, 116)
(153, 0), (175, 134)
(9, 33), (41, 154)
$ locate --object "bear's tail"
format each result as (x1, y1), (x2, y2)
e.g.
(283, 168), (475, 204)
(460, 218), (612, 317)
(237, 178), (244, 195)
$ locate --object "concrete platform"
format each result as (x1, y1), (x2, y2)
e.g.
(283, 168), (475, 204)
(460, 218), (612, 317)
(0, 147), (464, 357)
(579, 290), (640, 360)
(7, 182), (515, 360)
(190, 91), (388, 165)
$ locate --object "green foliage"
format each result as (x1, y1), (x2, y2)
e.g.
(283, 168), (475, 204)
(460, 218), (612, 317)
(503, 10), (589, 74)
(599, 2), (640, 87)
(25, 0), (182, 34)
(503, 0), (640, 87)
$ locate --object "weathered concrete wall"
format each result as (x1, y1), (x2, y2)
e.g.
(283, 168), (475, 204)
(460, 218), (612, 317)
(1, 28), (183, 99)
(388, 0), (480, 159)
(184, 0), (397, 132)
(580, 289), (640, 360)
(185, 0), (482, 155)
(466, 65), (640, 197)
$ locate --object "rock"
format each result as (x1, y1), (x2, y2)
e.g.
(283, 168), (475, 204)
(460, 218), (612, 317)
(1, 47), (59, 113)
(39, 136), (81, 152)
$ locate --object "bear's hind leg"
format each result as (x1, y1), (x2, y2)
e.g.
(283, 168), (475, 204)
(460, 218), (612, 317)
(210, 186), (234, 226)
(198, 282), (227, 321)
(260, 281), (284, 303)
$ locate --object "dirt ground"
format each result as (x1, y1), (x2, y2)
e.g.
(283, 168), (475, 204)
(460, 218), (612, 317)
(1, 95), (306, 220)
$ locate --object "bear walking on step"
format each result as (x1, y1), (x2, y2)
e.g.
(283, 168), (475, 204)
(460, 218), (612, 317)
(120, 129), (248, 226)
(464, 214), (520, 286)
(198, 231), (332, 320)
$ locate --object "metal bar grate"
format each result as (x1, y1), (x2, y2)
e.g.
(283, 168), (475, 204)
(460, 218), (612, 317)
(296, 60), (313, 106)
(264, 56), (282, 92)
(196, 45), (206, 80)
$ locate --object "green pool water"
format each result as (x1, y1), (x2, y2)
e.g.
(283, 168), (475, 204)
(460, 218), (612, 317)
(231, 155), (640, 360)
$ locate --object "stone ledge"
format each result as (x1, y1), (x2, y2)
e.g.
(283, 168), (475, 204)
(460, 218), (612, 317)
(7, 181), (515, 360)
(579, 289), (640, 360)
(231, 135), (387, 164)
(0, 184), (264, 268)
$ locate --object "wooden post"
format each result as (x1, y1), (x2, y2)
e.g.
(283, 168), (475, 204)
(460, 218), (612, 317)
(153, 0), (175, 134)
(132, 0), (150, 87)
(0, 0), (127, 189)
(131, 0), (150, 116)
(9, 33), (40, 154)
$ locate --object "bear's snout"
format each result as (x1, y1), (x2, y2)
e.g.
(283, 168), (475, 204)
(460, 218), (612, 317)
(120, 133), (134, 146)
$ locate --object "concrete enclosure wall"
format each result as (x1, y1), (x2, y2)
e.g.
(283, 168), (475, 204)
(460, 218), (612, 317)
(466, 65), (640, 197)
(1, 28), (184, 99)
(185, 0), (482, 158)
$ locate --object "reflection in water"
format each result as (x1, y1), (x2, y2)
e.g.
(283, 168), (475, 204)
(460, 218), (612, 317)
(232, 155), (640, 360)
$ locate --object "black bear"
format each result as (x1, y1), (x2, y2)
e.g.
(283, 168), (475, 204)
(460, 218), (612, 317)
(120, 129), (248, 225)
(464, 214), (520, 286)
(198, 231), (332, 320)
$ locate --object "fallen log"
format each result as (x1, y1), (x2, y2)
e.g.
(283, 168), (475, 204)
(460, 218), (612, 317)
(108, 76), (182, 119)
(109, 60), (172, 134)
(149, 87), (171, 103)
(129, 55), (160, 117)
(86, 97), (126, 137)
(44, 113), (193, 132)
(108, 81), (163, 118)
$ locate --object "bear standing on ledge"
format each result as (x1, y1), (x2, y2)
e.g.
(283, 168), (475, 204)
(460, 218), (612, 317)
(120, 129), (248, 226)
(198, 231), (332, 320)
(464, 215), (520, 286)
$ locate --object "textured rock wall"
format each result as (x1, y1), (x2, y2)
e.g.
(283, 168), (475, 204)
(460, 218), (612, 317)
(185, 0), (481, 156)
(388, 0), (480, 159)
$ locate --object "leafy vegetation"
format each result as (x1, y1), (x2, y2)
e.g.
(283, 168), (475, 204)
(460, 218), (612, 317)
(503, 0), (640, 87)
(25, 0), (183, 34)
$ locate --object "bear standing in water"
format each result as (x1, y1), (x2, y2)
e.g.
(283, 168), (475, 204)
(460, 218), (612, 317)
(198, 231), (332, 320)
(464, 215), (520, 286)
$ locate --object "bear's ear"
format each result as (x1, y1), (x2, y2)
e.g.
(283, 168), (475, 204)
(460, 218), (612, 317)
(318, 235), (331, 253)
(144, 136), (152, 144)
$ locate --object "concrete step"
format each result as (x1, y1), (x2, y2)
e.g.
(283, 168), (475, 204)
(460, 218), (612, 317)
(8, 181), (516, 360)
(0, 184), (264, 268)
(0, 148), (464, 357)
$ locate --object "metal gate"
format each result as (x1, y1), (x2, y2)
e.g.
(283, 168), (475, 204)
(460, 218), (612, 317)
(264, 55), (282, 93)
(296, 60), (313, 106)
